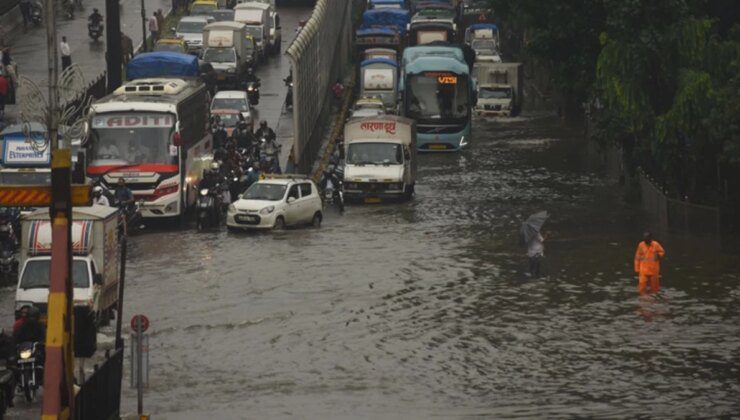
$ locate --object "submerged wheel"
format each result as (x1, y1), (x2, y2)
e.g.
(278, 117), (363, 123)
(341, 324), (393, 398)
(273, 216), (285, 230)
(311, 212), (322, 228)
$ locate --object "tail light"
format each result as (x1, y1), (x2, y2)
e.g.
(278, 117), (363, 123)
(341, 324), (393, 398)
(173, 132), (182, 147)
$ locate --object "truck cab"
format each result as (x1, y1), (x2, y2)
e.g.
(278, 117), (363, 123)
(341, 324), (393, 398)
(343, 116), (417, 202)
(202, 21), (251, 89)
(234, 3), (269, 60)
(476, 84), (514, 116)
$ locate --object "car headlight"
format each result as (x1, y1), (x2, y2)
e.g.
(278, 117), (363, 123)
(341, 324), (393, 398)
(20, 349), (32, 359)
(228, 204), (236, 213)
(227, 68), (236, 73)
(388, 183), (403, 191)
(200, 189), (209, 196)
(247, 86), (254, 91)
(260, 205), (275, 215)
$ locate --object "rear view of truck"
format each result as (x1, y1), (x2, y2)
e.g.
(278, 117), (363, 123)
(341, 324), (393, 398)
(473, 62), (523, 117)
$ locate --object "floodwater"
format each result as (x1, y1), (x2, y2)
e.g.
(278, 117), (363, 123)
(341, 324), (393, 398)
(2, 5), (740, 418)
(116, 112), (740, 418)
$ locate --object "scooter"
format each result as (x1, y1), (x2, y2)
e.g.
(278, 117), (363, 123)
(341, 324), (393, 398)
(88, 21), (104, 41)
(247, 81), (260, 106)
(30, 2), (42, 26)
(321, 165), (344, 213)
(16, 341), (44, 402)
(195, 184), (222, 231)
(259, 137), (281, 174)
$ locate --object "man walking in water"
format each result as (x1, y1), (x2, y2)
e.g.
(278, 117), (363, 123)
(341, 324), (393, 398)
(634, 231), (665, 294)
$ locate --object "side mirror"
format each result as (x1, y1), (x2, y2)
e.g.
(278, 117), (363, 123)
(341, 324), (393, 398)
(287, 196), (296, 204)
(93, 273), (103, 285)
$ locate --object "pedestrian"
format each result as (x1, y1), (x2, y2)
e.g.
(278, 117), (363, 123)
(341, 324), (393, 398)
(60, 36), (72, 70)
(121, 32), (134, 65)
(527, 230), (546, 278)
(19, 0), (32, 27)
(156, 9), (164, 37)
(148, 12), (159, 45)
(634, 231), (665, 294)
(0, 71), (8, 120)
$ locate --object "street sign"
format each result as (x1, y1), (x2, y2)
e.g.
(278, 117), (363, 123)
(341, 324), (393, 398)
(131, 314), (150, 333)
(0, 184), (92, 207)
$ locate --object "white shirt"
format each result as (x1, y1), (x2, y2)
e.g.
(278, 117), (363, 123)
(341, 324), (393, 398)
(93, 195), (110, 206)
(60, 42), (71, 57)
(527, 233), (544, 257)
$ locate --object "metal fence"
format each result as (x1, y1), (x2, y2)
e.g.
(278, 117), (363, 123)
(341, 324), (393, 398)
(638, 170), (721, 236)
(286, 0), (353, 172)
(74, 348), (124, 420)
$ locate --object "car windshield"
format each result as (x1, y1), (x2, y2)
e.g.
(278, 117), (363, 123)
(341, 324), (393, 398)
(243, 183), (287, 201)
(479, 87), (511, 99)
(203, 48), (236, 63)
(217, 113), (240, 127)
(244, 26), (263, 40)
(20, 260), (90, 289)
(154, 43), (185, 53)
(0, 171), (51, 185)
(406, 73), (470, 121)
(212, 98), (248, 112)
(90, 113), (177, 166)
(177, 21), (207, 33)
(472, 39), (496, 52)
(347, 142), (403, 165)
(190, 4), (214, 15)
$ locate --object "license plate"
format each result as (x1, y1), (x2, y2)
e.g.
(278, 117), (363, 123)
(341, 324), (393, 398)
(217, 75), (226, 80)
(20, 358), (35, 363)
(429, 144), (447, 150)
(364, 197), (381, 204)
(236, 214), (256, 222)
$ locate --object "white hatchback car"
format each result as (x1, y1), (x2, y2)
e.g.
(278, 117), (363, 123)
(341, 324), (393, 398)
(227, 177), (323, 230)
(211, 90), (252, 126)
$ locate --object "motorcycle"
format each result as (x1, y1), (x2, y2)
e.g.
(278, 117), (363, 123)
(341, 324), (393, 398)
(30, 2), (42, 26)
(259, 137), (281, 174)
(88, 21), (104, 41)
(321, 165), (345, 213)
(285, 79), (293, 109)
(246, 81), (260, 106)
(118, 201), (143, 235)
(195, 184), (223, 231)
(16, 341), (43, 402)
(62, 0), (74, 19)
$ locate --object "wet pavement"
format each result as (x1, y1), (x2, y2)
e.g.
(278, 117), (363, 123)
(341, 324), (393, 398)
(111, 113), (737, 418)
(2, 6), (740, 419)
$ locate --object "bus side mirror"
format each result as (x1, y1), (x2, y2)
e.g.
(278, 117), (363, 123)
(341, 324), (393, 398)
(93, 274), (103, 285)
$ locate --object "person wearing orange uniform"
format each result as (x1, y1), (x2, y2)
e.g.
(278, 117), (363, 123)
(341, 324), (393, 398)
(634, 232), (665, 294)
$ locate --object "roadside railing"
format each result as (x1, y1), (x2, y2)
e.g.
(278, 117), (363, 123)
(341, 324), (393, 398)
(74, 348), (124, 420)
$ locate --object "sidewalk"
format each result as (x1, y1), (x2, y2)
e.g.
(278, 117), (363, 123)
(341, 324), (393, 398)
(1, 0), (170, 124)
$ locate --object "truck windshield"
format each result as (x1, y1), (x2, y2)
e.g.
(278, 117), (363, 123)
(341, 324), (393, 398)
(243, 26), (263, 41)
(90, 113), (176, 166)
(347, 143), (403, 165)
(479, 87), (511, 99)
(406, 73), (470, 122)
(154, 43), (185, 53)
(190, 4), (214, 15)
(177, 21), (207, 33)
(243, 183), (287, 201)
(472, 39), (496, 53)
(0, 171), (51, 185)
(203, 48), (236, 63)
(20, 260), (90, 289)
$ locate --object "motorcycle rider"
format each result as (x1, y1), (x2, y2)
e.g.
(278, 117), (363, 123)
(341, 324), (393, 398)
(233, 115), (255, 151)
(88, 8), (103, 25)
(114, 178), (134, 208)
(13, 306), (45, 344)
(92, 186), (110, 206)
(245, 67), (260, 86)
(199, 162), (222, 191)
(211, 115), (227, 150)
(245, 162), (260, 188)
(255, 120), (276, 142)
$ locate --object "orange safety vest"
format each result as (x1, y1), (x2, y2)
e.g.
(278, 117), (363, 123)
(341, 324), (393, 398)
(634, 240), (665, 276)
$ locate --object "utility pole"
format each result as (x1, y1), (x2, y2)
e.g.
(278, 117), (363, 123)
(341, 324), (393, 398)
(140, 0), (148, 52)
(41, 0), (76, 415)
(106, 0), (123, 92)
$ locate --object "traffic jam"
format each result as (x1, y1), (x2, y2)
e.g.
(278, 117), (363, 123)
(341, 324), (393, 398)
(0, 0), (506, 406)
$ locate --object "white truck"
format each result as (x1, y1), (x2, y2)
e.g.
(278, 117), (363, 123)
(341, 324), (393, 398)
(15, 206), (121, 336)
(202, 22), (251, 89)
(246, 0), (281, 54)
(234, 3), (270, 59)
(343, 116), (417, 202)
(473, 62), (523, 117)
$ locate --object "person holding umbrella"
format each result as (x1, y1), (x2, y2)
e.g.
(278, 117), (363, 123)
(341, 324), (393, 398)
(522, 211), (548, 278)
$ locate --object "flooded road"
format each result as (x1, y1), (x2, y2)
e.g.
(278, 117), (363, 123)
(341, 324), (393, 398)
(114, 113), (739, 418)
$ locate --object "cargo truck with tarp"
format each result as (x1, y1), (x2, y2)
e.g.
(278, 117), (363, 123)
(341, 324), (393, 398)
(15, 206), (121, 356)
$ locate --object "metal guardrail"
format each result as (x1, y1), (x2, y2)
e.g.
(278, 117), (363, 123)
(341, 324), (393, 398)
(74, 348), (124, 420)
(285, 0), (353, 172)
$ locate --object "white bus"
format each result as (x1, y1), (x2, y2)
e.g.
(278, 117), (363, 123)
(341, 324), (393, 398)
(87, 78), (211, 221)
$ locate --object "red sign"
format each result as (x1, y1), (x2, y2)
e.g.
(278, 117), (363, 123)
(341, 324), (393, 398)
(131, 314), (150, 333)
(360, 121), (397, 135)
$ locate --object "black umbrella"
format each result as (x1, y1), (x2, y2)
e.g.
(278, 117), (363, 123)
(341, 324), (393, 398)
(521, 211), (548, 245)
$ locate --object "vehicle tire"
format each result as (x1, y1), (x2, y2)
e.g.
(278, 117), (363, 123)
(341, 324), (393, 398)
(23, 383), (32, 403)
(403, 185), (414, 201)
(311, 212), (322, 228)
(197, 219), (204, 232)
(273, 216), (285, 230)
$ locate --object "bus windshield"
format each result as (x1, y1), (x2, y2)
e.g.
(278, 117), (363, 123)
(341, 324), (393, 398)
(406, 73), (470, 121)
(20, 260), (90, 289)
(347, 143), (403, 165)
(90, 113), (176, 166)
